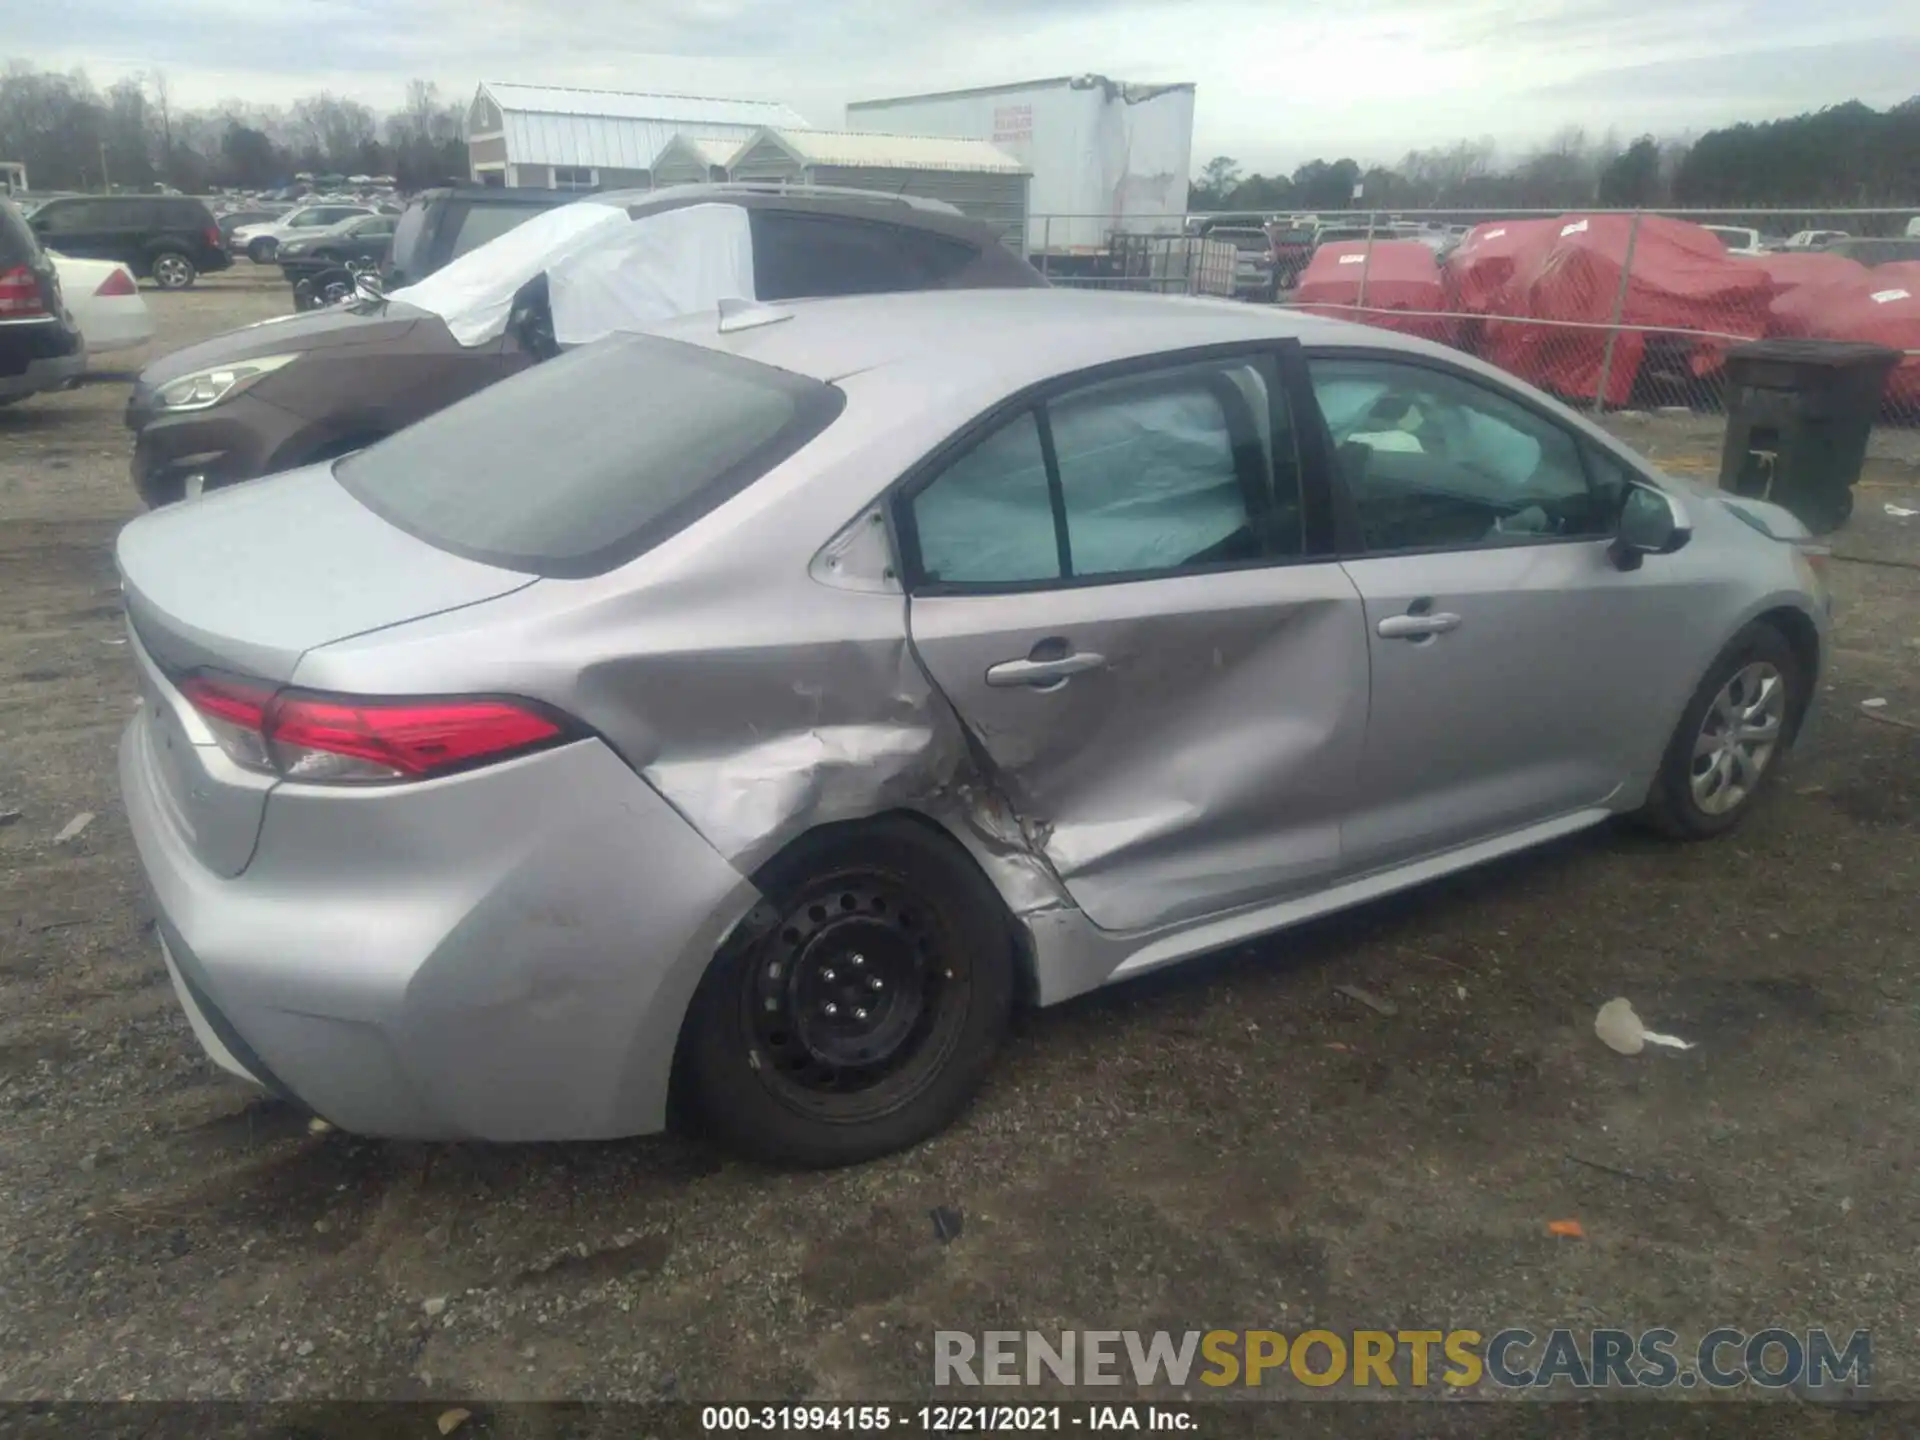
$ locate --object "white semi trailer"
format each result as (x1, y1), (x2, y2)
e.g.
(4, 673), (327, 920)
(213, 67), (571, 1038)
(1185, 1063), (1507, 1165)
(846, 74), (1196, 260)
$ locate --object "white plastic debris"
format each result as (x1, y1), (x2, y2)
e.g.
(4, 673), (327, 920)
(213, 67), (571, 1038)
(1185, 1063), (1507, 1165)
(54, 811), (95, 844)
(1885, 503), (1918, 518)
(1862, 697), (1889, 709)
(1595, 998), (1694, 1056)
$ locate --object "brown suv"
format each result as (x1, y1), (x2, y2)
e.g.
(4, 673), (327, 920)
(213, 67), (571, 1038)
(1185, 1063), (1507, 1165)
(126, 186), (1043, 506)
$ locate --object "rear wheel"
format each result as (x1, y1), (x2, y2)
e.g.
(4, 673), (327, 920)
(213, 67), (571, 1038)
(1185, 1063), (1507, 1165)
(681, 819), (1015, 1167)
(1637, 622), (1804, 838)
(150, 251), (196, 290)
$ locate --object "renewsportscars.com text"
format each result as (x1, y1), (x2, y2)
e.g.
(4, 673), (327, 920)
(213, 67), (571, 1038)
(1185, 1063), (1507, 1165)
(933, 1328), (1870, 1392)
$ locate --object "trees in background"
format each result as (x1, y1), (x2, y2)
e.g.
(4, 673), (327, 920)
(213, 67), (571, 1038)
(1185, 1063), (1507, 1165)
(0, 63), (468, 191)
(1192, 95), (1920, 212)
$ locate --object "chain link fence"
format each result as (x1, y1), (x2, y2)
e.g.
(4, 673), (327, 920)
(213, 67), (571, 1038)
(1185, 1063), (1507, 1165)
(1025, 208), (1920, 423)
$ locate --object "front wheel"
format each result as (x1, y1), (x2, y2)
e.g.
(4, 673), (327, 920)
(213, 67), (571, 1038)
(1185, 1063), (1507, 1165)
(1637, 622), (1804, 838)
(680, 819), (1015, 1167)
(150, 251), (196, 290)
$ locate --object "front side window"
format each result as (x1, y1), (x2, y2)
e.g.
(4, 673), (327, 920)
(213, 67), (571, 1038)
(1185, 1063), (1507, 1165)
(908, 354), (1300, 588)
(1308, 356), (1606, 553)
(34, 201), (103, 234)
(284, 207), (325, 227)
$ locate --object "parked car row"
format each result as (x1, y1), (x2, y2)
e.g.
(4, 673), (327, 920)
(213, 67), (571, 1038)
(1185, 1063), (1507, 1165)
(0, 195), (154, 406)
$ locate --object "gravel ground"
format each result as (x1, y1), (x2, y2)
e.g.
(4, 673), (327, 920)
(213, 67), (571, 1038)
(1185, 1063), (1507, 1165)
(2, 271), (1919, 1429)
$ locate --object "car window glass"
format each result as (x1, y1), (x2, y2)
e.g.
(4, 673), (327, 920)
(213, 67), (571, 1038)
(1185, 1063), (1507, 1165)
(335, 333), (841, 577)
(1050, 364), (1272, 576)
(751, 212), (975, 299)
(449, 203), (544, 259)
(910, 354), (1298, 587)
(34, 202), (101, 233)
(1309, 356), (1602, 552)
(1579, 443), (1638, 525)
(911, 411), (1060, 585)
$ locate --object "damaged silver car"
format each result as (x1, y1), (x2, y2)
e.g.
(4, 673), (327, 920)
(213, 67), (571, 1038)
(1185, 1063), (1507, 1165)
(117, 288), (1830, 1165)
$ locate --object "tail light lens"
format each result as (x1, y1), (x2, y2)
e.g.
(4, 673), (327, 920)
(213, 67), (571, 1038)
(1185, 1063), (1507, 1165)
(94, 267), (138, 298)
(205, 225), (225, 249)
(0, 264), (47, 317)
(179, 673), (571, 785)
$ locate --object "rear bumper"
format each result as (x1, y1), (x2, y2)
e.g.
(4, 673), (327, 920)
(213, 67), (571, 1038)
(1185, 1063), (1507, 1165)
(0, 319), (85, 398)
(120, 713), (759, 1141)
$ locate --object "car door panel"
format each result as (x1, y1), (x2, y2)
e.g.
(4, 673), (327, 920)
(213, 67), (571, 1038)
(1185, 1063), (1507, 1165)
(1337, 542), (1636, 872)
(910, 565), (1369, 932)
(1307, 350), (1659, 876)
(901, 342), (1366, 935)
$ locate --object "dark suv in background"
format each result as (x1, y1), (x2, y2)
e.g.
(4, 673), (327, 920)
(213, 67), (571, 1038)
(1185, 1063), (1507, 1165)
(0, 196), (85, 405)
(28, 195), (230, 289)
(127, 186), (1046, 506)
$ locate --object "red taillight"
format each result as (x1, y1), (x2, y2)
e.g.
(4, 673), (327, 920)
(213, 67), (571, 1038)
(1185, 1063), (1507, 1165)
(179, 673), (568, 785)
(0, 264), (47, 317)
(205, 226), (225, 249)
(94, 267), (138, 298)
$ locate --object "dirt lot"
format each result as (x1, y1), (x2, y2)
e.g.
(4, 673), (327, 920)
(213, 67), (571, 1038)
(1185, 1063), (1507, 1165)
(3, 271), (1920, 1428)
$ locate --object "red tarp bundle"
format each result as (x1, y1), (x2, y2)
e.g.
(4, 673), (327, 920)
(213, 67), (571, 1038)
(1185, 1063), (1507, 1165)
(1478, 214), (1773, 406)
(1781, 274), (1920, 409)
(1443, 218), (1557, 320)
(1294, 240), (1457, 344)
(1765, 255), (1874, 338)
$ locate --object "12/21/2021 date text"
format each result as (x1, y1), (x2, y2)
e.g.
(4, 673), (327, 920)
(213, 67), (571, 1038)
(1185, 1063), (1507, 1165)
(701, 1405), (1199, 1432)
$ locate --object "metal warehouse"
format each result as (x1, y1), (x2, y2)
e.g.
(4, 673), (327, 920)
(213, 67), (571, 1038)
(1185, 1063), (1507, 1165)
(647, 135), (740, 187)
(465, 82), (806, 190)
(725, 128), (1031, 245)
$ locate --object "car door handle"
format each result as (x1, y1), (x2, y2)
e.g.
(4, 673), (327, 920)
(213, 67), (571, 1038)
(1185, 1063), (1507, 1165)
(1377, 613), (1462, 639)
(985, 651), (1108, 688)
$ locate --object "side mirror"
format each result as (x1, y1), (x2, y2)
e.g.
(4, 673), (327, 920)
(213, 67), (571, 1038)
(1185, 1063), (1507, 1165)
(1610, 483), (1691, 571)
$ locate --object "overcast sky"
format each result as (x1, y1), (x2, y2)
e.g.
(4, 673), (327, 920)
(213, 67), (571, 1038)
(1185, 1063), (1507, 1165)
(16, 0), (1920, 169)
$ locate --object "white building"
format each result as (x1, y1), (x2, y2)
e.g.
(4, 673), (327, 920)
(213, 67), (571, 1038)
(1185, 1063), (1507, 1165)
(466, 82), (806, 191)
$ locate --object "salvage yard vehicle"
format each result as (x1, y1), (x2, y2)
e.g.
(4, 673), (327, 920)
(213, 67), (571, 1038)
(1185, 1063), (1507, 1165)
(231, 203), (376, 264)
(125, 185), (1045, 506)
(0, 196), (85, 405)
(277, 212), (398, 310)
(50, 252), (154, 354)
(117, 288), (1831, 1166)
(26, 194), (230, 290)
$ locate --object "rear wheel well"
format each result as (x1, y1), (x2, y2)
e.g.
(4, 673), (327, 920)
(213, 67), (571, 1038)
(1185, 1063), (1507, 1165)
(1755, 605), (1820, 735)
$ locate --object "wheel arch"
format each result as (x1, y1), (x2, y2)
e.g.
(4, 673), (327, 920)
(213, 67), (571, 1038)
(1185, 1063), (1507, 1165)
(1752, 602), (1821, 735)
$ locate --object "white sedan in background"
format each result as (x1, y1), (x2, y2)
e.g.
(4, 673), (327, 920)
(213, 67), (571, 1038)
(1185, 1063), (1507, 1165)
(52, 252), (154, 355)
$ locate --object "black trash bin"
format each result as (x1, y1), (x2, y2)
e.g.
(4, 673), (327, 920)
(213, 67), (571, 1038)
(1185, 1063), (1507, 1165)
(1718, 338), (1902, 533)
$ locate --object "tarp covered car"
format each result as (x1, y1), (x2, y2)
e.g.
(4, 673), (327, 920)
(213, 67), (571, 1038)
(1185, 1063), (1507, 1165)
(1480, 214), (1772, 406)
(1442, 218), (1557, 341)
(1295, 239), (1457, 345)
(1777, 275), (1920, 410)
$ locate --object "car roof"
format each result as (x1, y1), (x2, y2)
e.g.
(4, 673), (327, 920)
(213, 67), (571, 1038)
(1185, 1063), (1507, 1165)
(646, 287), (1433, 392)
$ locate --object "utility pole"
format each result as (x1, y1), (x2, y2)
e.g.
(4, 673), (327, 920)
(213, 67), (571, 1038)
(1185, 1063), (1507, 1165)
(99, 139), (110, 193)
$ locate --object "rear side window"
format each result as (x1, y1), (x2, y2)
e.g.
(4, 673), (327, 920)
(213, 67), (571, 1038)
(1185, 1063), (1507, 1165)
(387, 203), (429, 277)
(751, 212), (978, 299)
(448, 202), (547, 259)
(334, 334), (844, 578)
(907, 354), (1297, 588)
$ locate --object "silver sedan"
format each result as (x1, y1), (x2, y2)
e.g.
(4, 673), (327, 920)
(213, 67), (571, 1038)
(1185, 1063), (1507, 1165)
(116, 289), (1830, 1165)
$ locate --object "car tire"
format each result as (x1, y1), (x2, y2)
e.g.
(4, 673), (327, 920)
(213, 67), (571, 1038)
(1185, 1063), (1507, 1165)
(1636, 621), (1804, 840)
(248, 238), (277, 264)
(680, 817), (1016, 1167)
(150, 251), (196, 290)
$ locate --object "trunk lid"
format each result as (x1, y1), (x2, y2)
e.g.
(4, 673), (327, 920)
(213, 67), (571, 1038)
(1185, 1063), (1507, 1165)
(118, 465), (537, 876)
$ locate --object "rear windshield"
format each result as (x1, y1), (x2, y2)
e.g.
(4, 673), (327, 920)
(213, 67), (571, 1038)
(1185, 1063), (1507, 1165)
(333, 333), (845, 578)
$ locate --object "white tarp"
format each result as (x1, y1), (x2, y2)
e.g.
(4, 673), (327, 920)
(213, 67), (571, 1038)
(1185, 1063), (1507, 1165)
(547, 203), (756, 347)
(387, 200), (629, 346)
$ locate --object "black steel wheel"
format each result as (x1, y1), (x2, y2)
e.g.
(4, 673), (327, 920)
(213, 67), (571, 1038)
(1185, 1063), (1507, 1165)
(682, 819), (1015, 1166)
